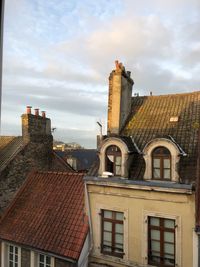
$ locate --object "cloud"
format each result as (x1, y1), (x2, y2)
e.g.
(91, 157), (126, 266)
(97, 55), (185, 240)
(2, 0), (200, 147)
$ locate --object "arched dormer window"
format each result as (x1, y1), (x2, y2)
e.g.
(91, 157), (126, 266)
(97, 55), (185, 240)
(143, 138), (181, 182)
(152, 147), (171, 180)
(105, 145), (122, 176)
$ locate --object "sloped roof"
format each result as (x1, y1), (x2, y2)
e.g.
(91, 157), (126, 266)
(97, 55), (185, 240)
(122, 91), (200, 182)
(0, 136), (24, 172)
(0, 171), (88, 261)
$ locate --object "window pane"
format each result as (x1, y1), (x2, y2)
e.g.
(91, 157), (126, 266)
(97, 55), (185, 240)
(153, 169), (160, 178)
(164, 243), (174, 254)
(116, 223), (123, 233)
(116, 212), (123, 220)
(15, 247), (18, 254)
(116, 156), (121, 165)
(150, 217), (160, 226)
(164, 159), (170, 168)
(103, 232), (112, 242)
(151, 241), (160, 252)
(39, 264), (44, 267)
(107, 155), (114, 162)
(164, 232), (174, 243)
(9, 263), (13, 267)
(115, 233), (123, 244)
(153, 159), (160, 168)
(46, 256), (51, 264)
(10, 246), (13, 253)
(104, 210), (112, 219)
(40, 254), (44, 262)
(164, 258), (175, 266)
(151, 230), (160, 240)
(115, 165), (121, 175)
(164, 169), (170, 179)
(104, 221), (112, 231)
(10, 254), (13, 260)
(164, 219), (175, 229)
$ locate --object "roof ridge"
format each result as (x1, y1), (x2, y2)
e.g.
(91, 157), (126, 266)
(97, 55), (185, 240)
(132, 90), (200, 98)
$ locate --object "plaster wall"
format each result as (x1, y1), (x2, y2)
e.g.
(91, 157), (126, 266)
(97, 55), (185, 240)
(87, 183), (195, 267)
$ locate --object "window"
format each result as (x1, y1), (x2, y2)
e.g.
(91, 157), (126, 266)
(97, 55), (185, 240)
(152, 147), (171, 180)
(39, 254), (51, 267)
(105, 145), (122, 176)
(8, 245), (19, 267)
(148, 217), (175, 267)
(101, 210), (124, 258)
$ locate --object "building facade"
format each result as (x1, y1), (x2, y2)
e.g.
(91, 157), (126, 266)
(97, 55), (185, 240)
(85, 61), (200, 267)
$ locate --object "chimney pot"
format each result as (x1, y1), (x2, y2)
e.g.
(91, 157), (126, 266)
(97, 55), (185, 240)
(34, 108), (39, 116)
(41, 111), (46, 118)
(26, 106), (32, 114)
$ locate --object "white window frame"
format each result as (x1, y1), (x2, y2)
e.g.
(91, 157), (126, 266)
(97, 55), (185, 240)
(1, 242), (21, 267)
(30, 251), (55, 267)
(142, 210), (181, 267)
(143, 138), (180, 182)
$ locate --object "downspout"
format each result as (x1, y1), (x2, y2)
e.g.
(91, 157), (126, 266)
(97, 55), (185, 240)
(78, 182), (94, 267)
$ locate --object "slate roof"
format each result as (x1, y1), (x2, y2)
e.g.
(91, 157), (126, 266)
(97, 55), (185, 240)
(121, 91), (200, 183)
(0, 136), (24, 172)
(0, 171), (88, 261)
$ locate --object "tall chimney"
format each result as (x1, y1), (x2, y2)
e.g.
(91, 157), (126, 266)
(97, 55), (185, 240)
(107, 61), (134, 135)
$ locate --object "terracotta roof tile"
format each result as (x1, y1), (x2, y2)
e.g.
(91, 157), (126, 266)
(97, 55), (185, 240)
(0, 171), (88, 261)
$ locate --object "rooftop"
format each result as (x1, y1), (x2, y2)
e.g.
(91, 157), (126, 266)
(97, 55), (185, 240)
(0, 171), (88, 261)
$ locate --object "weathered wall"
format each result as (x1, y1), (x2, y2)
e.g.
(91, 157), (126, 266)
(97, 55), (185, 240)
(0, 112), (53, 214)
(107, 65), (133, 135)
(55, 258), (75, 267)
(87, 183), (195, 267)
(21, 248), (30, 267)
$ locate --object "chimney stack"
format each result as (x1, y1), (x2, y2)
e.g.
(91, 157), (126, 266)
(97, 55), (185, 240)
(107, 61), (134, 135)
(34, 108), (39, 116)
(41, 111), (46, 118)
(21, 106), (52, 144)
(26, 106), (32, 114)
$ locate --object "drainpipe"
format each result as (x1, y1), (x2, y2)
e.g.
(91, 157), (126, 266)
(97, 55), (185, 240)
(78, 183), (94, 267)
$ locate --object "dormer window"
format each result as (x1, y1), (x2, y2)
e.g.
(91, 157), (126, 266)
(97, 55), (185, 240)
(152, 147), (171, 180)
(106, 145), (122, 176)
(143, 138), (181, 182)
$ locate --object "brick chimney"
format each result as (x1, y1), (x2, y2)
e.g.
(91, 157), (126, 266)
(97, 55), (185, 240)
(107, 61), (134, 135)
(21, 106), (52, 144)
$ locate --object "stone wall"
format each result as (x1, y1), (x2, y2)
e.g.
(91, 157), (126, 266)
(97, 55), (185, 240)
(0, 137), (53, 213)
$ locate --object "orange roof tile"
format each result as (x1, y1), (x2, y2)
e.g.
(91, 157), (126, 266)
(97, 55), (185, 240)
(0, 171), (88, 261)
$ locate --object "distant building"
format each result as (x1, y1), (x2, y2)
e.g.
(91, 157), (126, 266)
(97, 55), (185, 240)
(55, 149), (97, 172)
(85, 62), (200, 267)
(0, 171), (89, 267)
(53, 141), (83, 151)
(0, 0), (4, 129)
(0, 106), (72, 214)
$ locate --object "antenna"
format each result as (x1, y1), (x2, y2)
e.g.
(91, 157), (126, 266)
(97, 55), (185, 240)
(96, 121), (102, 139)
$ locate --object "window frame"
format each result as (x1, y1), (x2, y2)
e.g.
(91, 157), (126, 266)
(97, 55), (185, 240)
(8, 244), (20, 267)
(152, 146), (171, 181)
(105, 145), (122, 176)
(38, 253), (51, 267)
(101, 210), (124, 258)
(148, 217), (176, 267)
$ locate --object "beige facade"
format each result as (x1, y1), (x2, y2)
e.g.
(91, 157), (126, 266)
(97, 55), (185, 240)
(86, 179), (195, 267)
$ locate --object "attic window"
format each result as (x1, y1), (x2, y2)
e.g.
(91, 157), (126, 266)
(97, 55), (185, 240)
(105, 145), (122, 176)
(170, 116), (179, 122)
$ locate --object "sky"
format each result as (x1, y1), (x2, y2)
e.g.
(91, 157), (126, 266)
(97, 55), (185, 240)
(1, 0), (200, 148)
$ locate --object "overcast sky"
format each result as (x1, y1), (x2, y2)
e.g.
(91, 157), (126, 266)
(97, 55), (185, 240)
(1, 0), (200, 148)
